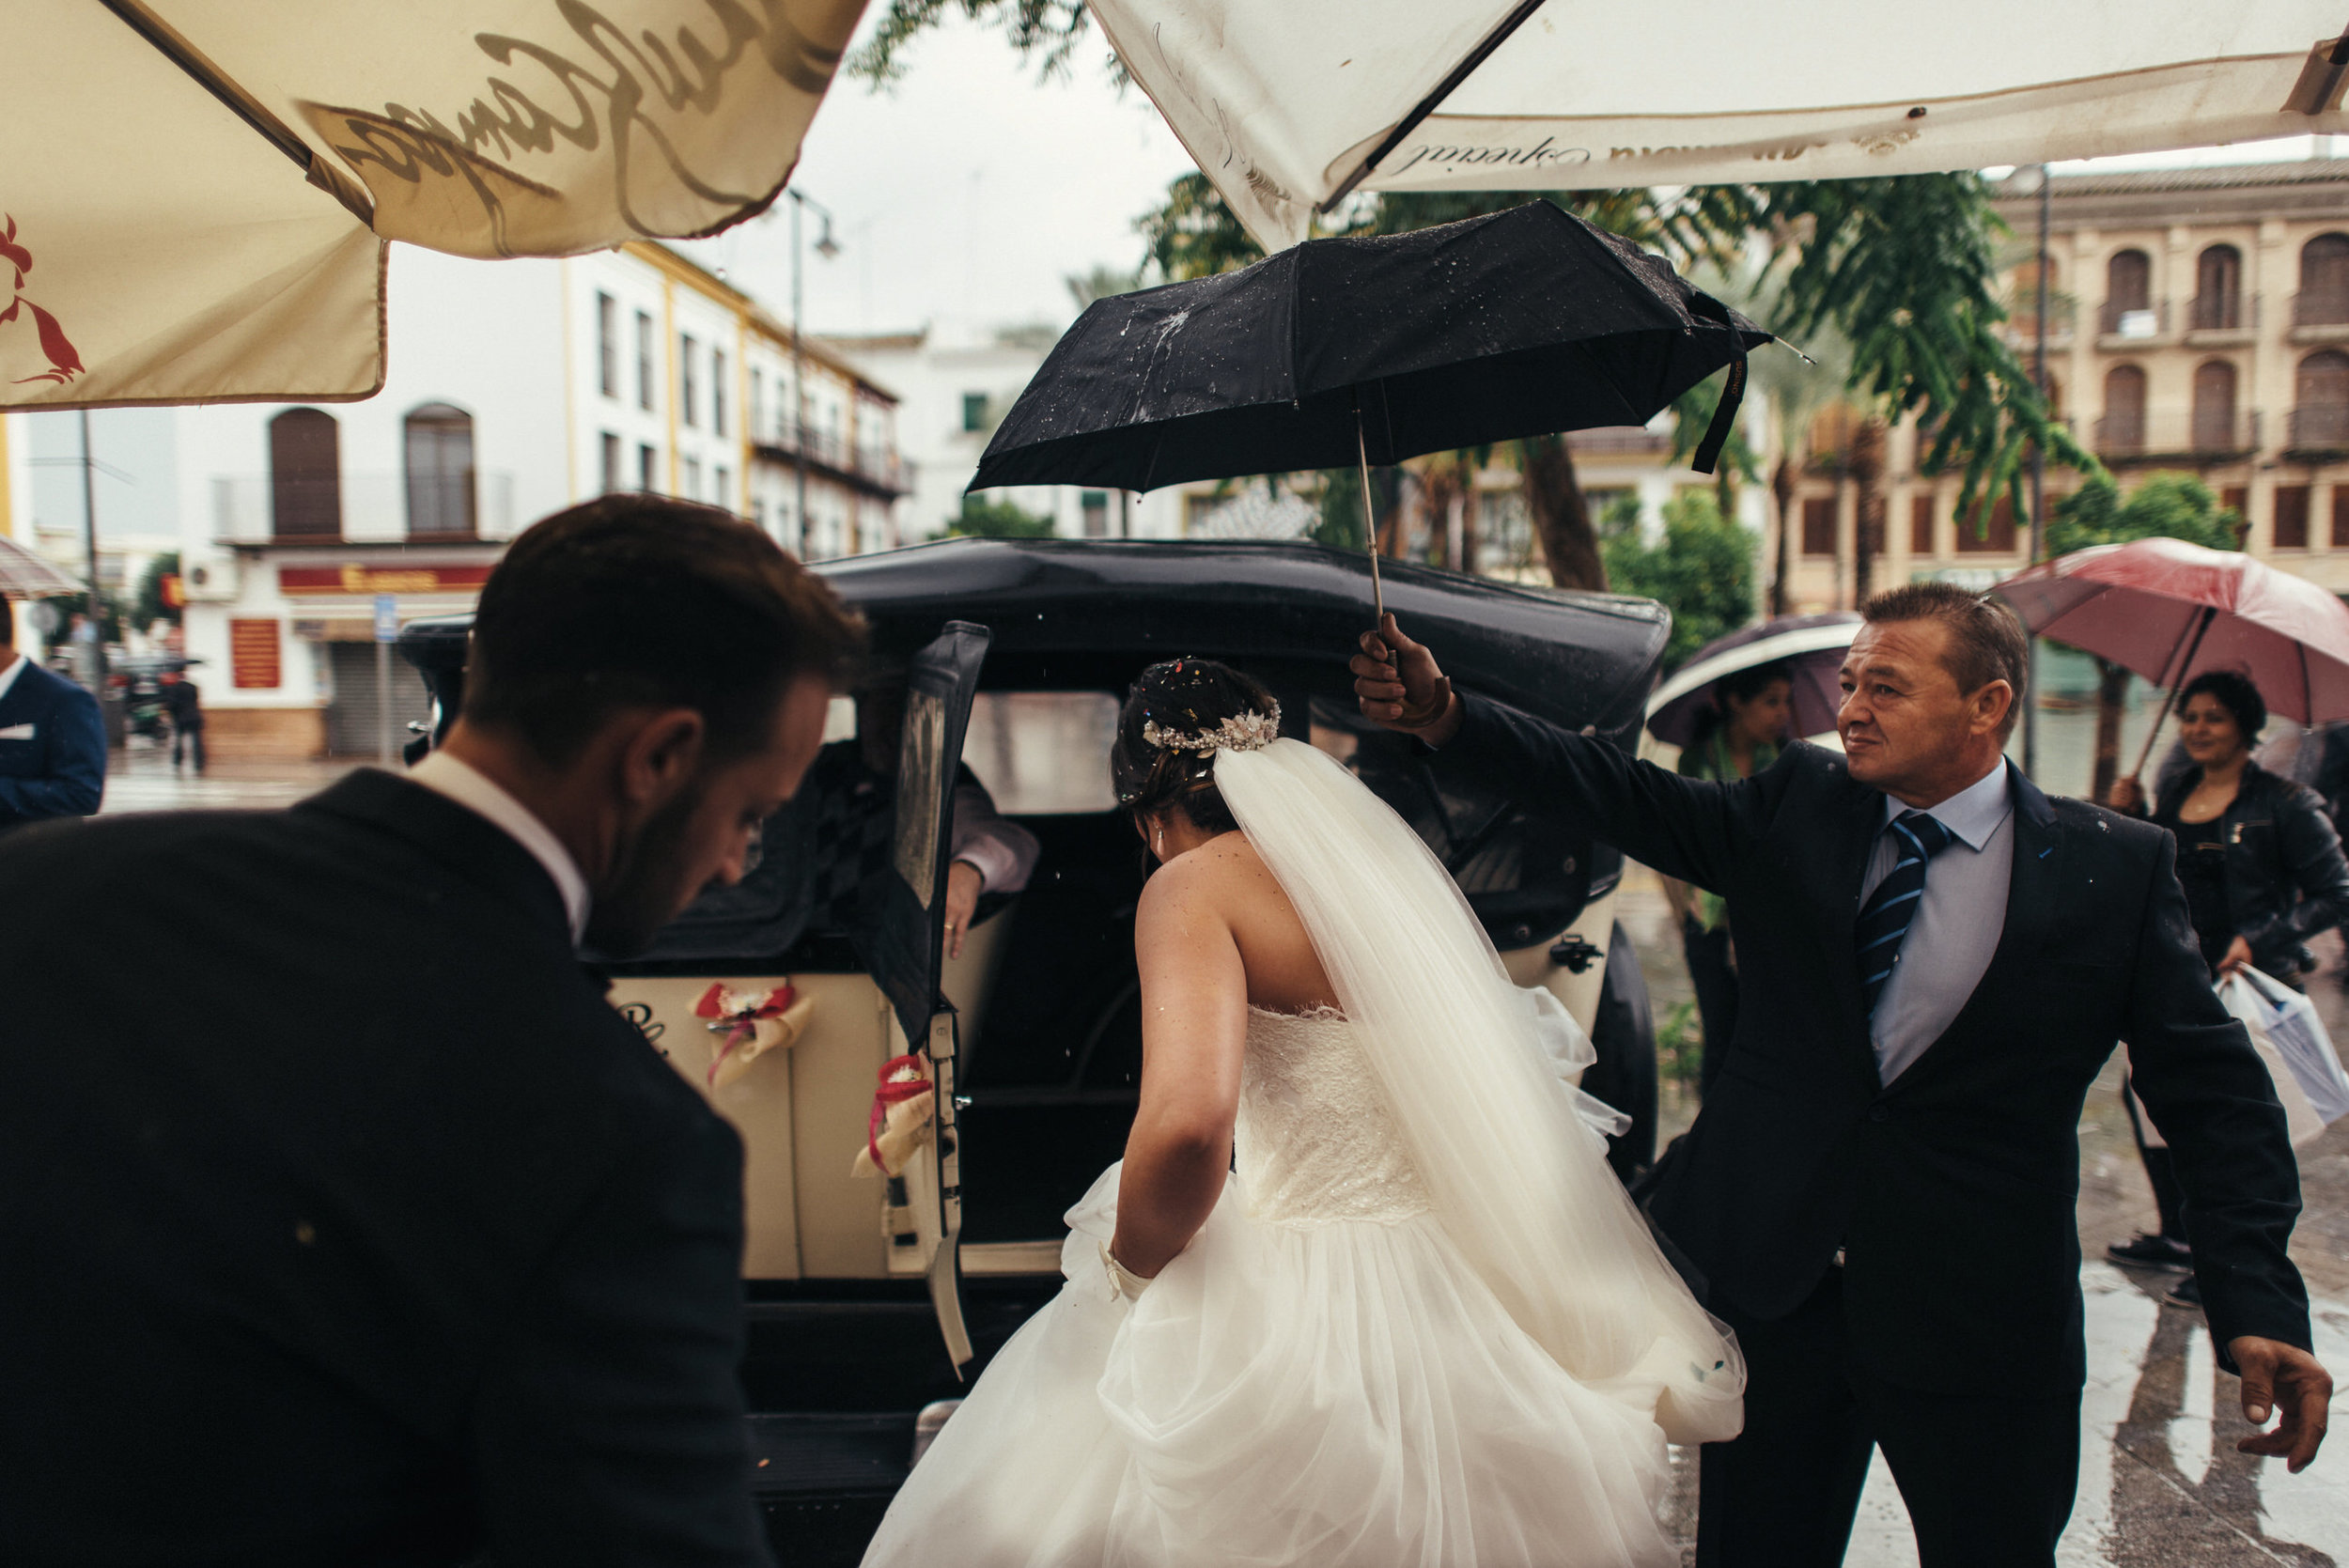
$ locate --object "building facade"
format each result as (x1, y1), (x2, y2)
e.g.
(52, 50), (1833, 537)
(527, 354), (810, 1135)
(1776, 157), (2349, 610)
(0, 241), (907, 757)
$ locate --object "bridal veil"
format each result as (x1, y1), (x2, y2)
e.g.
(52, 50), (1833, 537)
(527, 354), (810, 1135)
(1213, 737), (1744, 1445)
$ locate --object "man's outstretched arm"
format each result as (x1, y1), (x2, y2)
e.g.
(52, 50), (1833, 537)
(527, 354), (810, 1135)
(1350, 613), (1765, 893)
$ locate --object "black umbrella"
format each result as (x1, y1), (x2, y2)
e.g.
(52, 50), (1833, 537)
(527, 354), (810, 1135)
(970, 201), (1769, 616)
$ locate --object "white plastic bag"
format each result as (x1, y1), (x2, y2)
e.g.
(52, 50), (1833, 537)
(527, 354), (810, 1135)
(2217, 968), (2349, 1146)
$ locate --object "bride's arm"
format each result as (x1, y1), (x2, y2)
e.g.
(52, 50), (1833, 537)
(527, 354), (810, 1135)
(1110, 858), (1249, 1280)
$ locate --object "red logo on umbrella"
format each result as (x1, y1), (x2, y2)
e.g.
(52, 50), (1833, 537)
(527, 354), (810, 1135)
(2, 214), (85, 386)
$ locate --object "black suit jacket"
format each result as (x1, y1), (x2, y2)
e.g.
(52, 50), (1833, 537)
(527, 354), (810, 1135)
(1447, 694), (2310, 1393)
(0, 657), (106, 828)
(0, 771), (769, 1568)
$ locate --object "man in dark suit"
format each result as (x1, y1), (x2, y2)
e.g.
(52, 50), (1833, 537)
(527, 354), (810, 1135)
(0, 596), (105, 831)
(1355, 583), (2330, 1566)
(0, 497), (861, 1568)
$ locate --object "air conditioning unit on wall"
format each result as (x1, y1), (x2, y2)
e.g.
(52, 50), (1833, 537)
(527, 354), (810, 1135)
(180, 551), (240, 602)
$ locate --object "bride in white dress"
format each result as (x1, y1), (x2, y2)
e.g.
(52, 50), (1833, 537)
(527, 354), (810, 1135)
(862, 659), (1743, 1568)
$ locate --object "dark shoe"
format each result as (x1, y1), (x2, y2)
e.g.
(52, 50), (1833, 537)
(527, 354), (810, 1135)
(2107, 1233), (2192, 1269)
(2163, 1274), (2203, 1310)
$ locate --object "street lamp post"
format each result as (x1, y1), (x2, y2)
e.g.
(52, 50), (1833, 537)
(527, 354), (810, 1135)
(787, 188), (839, 558)
(2025, 163), (2052, 778)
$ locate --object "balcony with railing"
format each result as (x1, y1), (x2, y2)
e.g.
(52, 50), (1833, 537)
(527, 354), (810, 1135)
(2091, 409), (2261, 461)
(2186, 291), (2257, 340)
(2290, 292), (2349, 342)
(752, 418), (912, 497)
(2096, 297), (2170, 345)
(210, 472), (516, 544)
(2287, 403), (2349, 452)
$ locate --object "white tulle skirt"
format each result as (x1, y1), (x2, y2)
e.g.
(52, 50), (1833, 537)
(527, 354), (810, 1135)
(860, 1163), (1681, 1568)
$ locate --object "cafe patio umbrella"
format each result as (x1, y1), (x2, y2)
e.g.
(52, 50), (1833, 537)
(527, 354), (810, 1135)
(1996, 536), (2349, 776)
(0, 536), (85, 599)
(970, 201), (1768, 617)
(1091, 1), (2349, 249)
(1645, 613), (1860, 749)
(1, 0), (864, 409)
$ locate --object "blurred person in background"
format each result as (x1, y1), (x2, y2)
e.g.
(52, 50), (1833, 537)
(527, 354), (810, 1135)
(1666, 660), (1792, 1099)
(0, 596), (105, 833)
(2107, 669), (2349, 1306)
(161, 667), (205, 775)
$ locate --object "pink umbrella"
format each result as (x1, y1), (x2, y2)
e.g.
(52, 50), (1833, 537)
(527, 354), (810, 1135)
(1996, 537), (2349, 777)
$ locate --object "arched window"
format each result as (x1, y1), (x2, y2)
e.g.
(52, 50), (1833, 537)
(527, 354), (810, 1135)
(2098, 365), (2146, 455)
(2102, 249), (2152, 334)
(2191, 361), (2238, 451)
(2295, 349), (2349, 447)
(2298, 234), (2349, 325)
(2192, 245), (2243, 332)
(404, 403), (475, 536)
(269, 408), (341, 538)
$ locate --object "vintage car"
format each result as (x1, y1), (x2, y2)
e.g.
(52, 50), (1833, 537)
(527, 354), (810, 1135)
(397, 536), (1669, 1564)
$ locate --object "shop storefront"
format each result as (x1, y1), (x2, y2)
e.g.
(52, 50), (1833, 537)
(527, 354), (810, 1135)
(182, 543), (504, 758)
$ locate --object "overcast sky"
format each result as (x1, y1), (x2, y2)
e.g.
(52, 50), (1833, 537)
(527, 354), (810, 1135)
(673, 12), (1195, 341)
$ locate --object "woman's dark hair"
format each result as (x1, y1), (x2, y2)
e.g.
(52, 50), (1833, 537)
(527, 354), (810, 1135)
(1111, 658), (1281, 837)
(1690, 659), (1794, 747)
(2179, 668), (2265, 747)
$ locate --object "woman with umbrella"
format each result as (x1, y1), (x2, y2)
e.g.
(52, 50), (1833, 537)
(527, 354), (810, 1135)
(1667, 660), (1793, 1098)
(2103, 669), (2349, 1305)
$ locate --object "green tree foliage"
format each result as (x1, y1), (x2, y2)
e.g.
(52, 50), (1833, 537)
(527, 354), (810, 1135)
(1600, 492), (1755, 673)
(850, 0), (1099, 84)
(133, 551), (181, 629)
(2046, 472), (2241, 557)
(941, 493), (1057, 539)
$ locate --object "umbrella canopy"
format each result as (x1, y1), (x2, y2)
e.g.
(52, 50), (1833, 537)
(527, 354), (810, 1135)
(1645, 613), (1860, 748)
(2, 0), (864, 409)
(1093, 1), (2349, 249)
(970, 202), (1768, 495)
(0, 536), (84, 598)
(1996, 538), (2349, 724)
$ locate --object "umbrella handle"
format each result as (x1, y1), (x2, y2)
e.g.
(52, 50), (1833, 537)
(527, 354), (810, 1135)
(2128, 604), (2218, 784)
(1354, 398), (1392, 654)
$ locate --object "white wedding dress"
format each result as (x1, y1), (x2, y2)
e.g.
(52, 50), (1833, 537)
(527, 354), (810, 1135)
(861, 738), (1742, 1568)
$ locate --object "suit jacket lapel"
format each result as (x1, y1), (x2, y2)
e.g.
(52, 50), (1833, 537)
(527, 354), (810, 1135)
(1825, 763), (1889, 1084)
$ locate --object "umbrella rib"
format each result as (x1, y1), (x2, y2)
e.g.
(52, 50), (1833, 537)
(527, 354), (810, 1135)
(1316, 0), (1551, 213)
(96, 0), (367, 220)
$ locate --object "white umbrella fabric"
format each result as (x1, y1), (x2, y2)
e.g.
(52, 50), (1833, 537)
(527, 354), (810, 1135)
(1092, 1), (2349, 249)
(2, 0), (864, 409)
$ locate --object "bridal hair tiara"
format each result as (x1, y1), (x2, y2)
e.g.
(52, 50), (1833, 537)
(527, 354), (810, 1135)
(1142, 701), (1282, 755)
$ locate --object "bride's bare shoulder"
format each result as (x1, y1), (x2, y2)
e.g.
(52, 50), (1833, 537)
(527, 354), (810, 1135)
(1138, 833), (1295, 930)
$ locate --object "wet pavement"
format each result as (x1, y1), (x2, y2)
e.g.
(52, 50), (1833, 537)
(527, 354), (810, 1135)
(95, 739), (360, 815)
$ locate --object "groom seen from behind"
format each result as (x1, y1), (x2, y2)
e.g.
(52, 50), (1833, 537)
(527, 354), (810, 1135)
(1355, 582), (2330, 1567)
(0, 497), (858, 1568)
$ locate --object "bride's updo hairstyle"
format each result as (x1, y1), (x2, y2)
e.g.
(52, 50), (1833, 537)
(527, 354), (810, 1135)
(1111, 658), (1281, 836)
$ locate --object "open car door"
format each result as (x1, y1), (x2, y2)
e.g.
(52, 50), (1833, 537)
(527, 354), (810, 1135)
(862, 621), (991, 1373)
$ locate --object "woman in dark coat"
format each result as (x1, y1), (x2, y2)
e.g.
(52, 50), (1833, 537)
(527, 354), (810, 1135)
(2107, 668), (2349, 1304)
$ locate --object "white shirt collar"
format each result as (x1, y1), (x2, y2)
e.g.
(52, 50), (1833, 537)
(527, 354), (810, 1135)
(1881, 758), (2014, 851)
(0, 651), (26, 706)
(406, 751), (591, 945)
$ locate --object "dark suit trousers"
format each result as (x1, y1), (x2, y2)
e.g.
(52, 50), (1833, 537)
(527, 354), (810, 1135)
(1696, 1268), (2080, 1568)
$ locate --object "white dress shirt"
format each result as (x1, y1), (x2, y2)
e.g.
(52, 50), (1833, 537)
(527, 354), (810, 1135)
(406, 752), (591, 945)
(1857, 760), (2016, 1084)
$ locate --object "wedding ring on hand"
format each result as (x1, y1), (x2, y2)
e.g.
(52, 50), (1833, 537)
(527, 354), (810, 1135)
(1100, 1240), (1151, 1301)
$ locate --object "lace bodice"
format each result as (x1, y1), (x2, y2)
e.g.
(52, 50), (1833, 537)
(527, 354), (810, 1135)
(1235, 1006), (1433, 1227)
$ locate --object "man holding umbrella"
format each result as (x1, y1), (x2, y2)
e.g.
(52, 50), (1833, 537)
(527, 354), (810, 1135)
(1355, 583), (2329, 1565)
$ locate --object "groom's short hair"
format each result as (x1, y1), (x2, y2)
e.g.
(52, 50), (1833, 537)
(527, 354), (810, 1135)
(1861, 582), (2030, 737)
(462, 495), (863, 766)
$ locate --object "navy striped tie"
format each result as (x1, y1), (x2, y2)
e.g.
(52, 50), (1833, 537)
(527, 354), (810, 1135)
(1856, 811), (1956, 1016)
